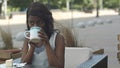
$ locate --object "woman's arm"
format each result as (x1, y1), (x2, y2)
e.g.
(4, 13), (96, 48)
(44, 34), (65, 68)
(21, 38), (35, 64)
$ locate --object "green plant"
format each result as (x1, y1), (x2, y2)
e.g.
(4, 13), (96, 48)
(0, 27), (13, 49)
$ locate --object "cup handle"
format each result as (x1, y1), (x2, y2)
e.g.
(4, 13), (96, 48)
(24, 31), (30, 39)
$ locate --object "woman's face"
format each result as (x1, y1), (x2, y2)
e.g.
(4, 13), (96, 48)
(28, 15), (45, 28)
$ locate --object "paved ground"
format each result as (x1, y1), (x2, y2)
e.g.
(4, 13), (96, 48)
(55, 11), (120, 68)
(74, 15), (120, 68)
(0, 9), (120, 68)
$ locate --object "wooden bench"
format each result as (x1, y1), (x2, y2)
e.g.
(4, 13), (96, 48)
(0, 49), (22, 64)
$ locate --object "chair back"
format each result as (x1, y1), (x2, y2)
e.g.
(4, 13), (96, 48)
(65, 47), (92, 68)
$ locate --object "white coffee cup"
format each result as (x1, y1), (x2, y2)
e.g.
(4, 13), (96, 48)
(24, 26), (41, 43)
(5, 59), (13, 67)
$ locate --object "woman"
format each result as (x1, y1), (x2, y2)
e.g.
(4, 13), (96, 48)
(21, 2), (65, 68)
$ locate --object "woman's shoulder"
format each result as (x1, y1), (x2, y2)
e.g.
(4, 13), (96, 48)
(54, 29), (60, 34)
(56, 33), (64, 42)
(54, 29), (64, 38)
(55, 30), (65, 48)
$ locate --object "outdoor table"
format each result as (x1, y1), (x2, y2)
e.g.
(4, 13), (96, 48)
(0, 63), (57, 68)
(0, 54), (107, 68)
(22, 64), (57, 68)
(0, 58), (58, 68)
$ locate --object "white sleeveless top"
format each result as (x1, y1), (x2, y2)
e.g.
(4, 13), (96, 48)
(32, 32), (57, 66)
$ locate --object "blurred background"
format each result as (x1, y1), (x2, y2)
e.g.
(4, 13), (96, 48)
(0, 0), (120, 68)
(0, 0), (120, 18)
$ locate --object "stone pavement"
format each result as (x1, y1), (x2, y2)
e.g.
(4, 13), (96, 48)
(0, 9), (120, 68)
(75, 15), (120, 68)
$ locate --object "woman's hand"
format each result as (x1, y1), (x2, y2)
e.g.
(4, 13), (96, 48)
(38, 31), (49, 45)
(26, 31), (43, 48)
(25, 33), (36, 48)
(28, 40), (43, 48)
(28, 41), (36, 48)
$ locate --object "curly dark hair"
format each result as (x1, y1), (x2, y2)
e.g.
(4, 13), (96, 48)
(26, 2), (54, 39)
